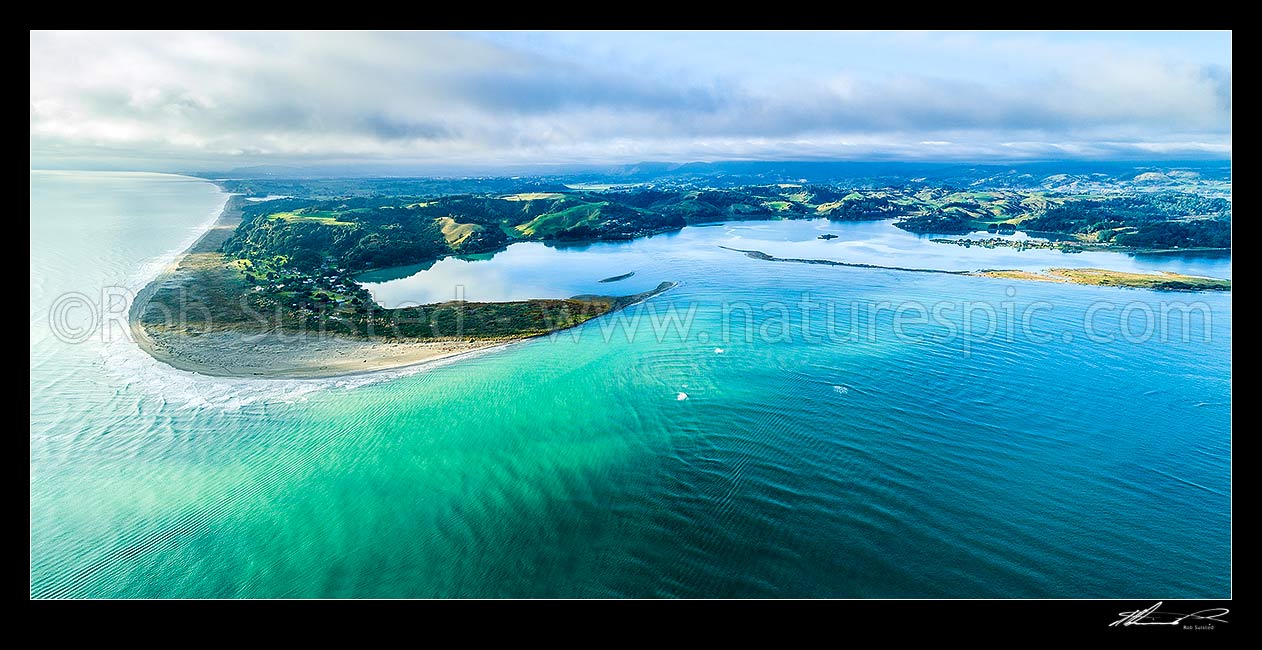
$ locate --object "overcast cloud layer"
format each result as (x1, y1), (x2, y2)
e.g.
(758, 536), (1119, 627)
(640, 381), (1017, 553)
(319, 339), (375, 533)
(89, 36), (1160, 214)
(29, 31), (1232, 171)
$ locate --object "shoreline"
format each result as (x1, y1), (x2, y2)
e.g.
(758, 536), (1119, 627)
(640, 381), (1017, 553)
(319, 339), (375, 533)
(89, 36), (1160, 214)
(128, 191), (245, 373)
(720, 246), (1231, 291)
(718, 245), (972, 275)
(128, 191), (676, 379)
(128, 192), (521, 379)
(132, 187), (1227, 379)
(135, 328), (528, 379)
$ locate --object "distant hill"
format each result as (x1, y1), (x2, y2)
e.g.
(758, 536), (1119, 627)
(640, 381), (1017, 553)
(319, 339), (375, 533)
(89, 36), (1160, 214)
(192, 159), (1233, 189)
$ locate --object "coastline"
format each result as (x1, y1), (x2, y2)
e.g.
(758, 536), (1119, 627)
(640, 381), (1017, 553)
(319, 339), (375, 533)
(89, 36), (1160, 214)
(718, 245), (971, 274)
(134, 328), (524, 379)
(128, 192), (246, 374)
(131, 188), (1227, 380)
(128, 192), (675, 379)
(720, 246), (1231, 291)
(128, 193), (520, 379)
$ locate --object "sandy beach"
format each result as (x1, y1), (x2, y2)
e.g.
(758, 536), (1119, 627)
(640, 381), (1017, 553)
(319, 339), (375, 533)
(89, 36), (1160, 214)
(135, 328), (515, 379)
(128, 193), (515, 379)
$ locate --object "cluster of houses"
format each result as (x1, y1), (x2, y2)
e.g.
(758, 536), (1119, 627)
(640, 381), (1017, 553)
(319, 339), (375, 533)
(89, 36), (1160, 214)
(255, 261), (373, 308)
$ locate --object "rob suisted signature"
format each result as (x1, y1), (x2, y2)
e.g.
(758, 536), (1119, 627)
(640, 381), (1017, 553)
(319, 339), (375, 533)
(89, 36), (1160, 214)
(1110, 602), (1229, 628)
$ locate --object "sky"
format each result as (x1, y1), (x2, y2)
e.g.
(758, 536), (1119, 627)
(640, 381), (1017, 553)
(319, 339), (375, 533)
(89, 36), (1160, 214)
(29, 30), (1232, 172)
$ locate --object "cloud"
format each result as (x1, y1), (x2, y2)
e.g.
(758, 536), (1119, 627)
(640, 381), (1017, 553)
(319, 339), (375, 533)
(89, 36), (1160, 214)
(29, 31), (1232, 170)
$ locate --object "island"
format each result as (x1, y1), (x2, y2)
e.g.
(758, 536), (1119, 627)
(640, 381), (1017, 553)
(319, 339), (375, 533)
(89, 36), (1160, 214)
(129, 167), (1232, 377)
(598, 272), (636, 283)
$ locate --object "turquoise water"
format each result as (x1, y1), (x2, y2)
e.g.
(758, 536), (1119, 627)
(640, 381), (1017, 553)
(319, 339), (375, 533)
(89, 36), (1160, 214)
(30, 172), (1231, 598)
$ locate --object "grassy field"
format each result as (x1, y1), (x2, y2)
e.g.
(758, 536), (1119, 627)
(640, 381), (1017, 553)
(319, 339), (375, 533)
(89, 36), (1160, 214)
(515, 202), (606, 237)
(436, 216), (483, 247)
(266, 210), (358, 226)
(1047, 268), (1231, 290)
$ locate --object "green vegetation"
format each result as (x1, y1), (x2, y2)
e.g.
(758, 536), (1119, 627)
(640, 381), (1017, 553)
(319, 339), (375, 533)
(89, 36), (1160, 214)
(220, 185), (1231, 301)
(436, 216), (484, 248)
(888, 190), (1230, 248)
(976, 268), (1231, 291)
(226, 180), (1234, 254)
(894, 210), (975, 234)
(196, 179), (1231, 343)
(516, 201), (611, 237)
(1114, 220), (1231, 249)
(141, 195), (692, 343)
(141, 201), (680, 344)
(820, 195), (907, 220)
(1019, 193), (1231, 249)
(149, 166), (1229, 359)
(225, 181), (1232, 267)
(209, 186), (870, 340)
(1021, 193), (1229, 232)
(1047, 268), (1231, 291)
(267, 209), (359, 226)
